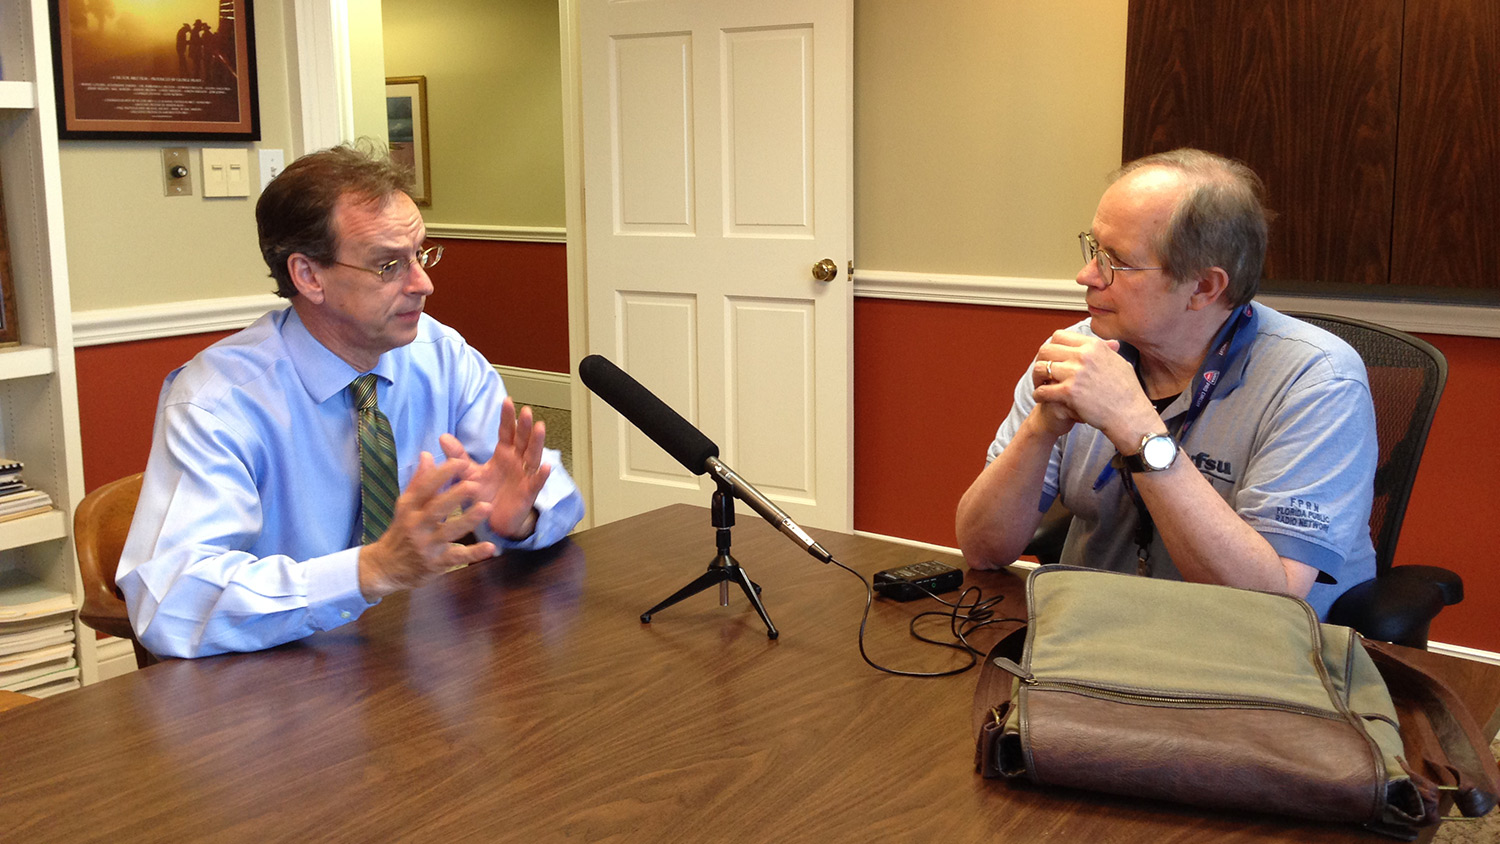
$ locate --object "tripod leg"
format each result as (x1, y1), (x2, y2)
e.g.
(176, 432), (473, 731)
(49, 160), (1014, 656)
(731, 566), (778, 639)
(641, 568), (730, 623)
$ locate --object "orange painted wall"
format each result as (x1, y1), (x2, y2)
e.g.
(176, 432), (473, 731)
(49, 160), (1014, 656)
(422, 238), (570, 374)
(76, 332), (235, 492)
(75, 240), (569, 493)
(852, 298), (1500, 653)
(72, 286), (1499, 651)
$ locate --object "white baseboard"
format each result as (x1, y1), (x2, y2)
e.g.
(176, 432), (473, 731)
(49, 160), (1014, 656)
(93, 636), (139, 682)
(496, 365), (571, 409)
(1428, 641), (1500, 668)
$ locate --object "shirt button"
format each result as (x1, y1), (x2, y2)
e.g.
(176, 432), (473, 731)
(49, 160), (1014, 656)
(340, 610), (351, 619)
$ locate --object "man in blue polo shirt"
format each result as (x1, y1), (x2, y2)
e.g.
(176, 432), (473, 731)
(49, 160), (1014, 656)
(955, 149), (1375, 618)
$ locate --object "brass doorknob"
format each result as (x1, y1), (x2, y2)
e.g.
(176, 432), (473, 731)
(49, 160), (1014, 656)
(812, 258), (838, 282)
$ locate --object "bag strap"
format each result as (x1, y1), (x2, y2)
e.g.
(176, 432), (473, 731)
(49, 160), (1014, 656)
(1363, 639), (1500, 818)
(971, 623), (1027, 739)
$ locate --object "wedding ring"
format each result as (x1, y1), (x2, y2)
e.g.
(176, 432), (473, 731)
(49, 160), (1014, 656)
(1045, 360), (1054, 381)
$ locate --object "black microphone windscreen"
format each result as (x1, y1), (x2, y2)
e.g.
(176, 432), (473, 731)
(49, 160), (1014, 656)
(579, 355), (718, 475)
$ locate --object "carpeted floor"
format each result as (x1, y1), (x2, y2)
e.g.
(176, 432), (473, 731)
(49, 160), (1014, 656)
(1432, 737), (1500, 842)
(529, 405), (572, 477)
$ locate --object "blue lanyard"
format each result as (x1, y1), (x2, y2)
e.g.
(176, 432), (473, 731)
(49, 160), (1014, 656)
(1092, 303), (1255, 493)
(1087, 304), (1256, 574)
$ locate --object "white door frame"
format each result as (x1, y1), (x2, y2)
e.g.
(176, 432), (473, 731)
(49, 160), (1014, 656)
(289, 0), (357, 154)
(558, 0), (594, 529)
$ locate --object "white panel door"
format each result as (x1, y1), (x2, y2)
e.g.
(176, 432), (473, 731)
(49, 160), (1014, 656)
(581, 0), (853, 531)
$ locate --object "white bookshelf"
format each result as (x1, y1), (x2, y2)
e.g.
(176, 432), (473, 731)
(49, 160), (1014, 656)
(0, 0), (95, 684)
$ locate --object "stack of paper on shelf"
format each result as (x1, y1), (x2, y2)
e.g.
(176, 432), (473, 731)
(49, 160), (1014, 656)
(0, 569), (79, 697)
(0, 458), (53, 522)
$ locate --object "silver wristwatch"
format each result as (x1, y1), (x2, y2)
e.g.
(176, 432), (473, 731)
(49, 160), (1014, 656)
(1121, 432), (1177, 473)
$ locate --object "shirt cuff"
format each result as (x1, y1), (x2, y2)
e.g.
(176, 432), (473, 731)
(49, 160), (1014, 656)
(305, 546), (377, 629)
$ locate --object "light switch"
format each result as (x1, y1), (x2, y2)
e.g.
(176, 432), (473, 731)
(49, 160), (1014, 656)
(202, 148), (250, 198)
(259, 149), (285, 192)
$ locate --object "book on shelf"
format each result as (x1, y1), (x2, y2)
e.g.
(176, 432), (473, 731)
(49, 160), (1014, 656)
(0, 618), (74, 656)
(0, 489), (54, 522)
(20, 675), (81, 698)
(0, 568), (75, 622)
(0, 457), (22, 475)
(1, 654), (79, 693)
(0, 640), (74, 673)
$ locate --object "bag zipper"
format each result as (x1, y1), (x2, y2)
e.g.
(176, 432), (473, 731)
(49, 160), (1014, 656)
(1016, 676), (1348, 721)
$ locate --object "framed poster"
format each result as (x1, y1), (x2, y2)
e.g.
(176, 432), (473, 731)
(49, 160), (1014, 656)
(0, 167), (18, 347)
(49, 0), (260, 140)
(386, 76), (431, 206)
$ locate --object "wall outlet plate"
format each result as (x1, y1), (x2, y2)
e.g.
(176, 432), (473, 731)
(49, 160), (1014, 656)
(162, 148), (192, 197)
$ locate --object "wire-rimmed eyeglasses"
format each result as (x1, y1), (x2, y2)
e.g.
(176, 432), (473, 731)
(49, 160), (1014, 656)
(1078, 232), (1162, 288)
(331, 243), (444, 283)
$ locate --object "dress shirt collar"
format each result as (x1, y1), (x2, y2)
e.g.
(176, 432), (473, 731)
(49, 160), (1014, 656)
(280, 306), (398, 404)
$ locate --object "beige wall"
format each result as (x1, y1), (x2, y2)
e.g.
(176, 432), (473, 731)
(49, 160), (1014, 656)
(61, 1), (295, 312)
(380, 0), (565, 227)
(854, 0), (1127, 278)
(62, 1), (1122, 312)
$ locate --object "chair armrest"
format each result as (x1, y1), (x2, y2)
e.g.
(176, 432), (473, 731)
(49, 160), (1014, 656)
(1392, 564), (1464, 606)
(79, 593), (136, 643)
(1327, 575), (1446, 649)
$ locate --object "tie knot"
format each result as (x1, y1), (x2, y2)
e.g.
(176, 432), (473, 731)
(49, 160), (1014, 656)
(351, 374), (380, 410)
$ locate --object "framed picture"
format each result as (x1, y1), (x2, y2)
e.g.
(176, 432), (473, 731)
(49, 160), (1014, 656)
(386, 76), (431, 206)
(49, 0), (260, 140)
(0, 167), (18, 347)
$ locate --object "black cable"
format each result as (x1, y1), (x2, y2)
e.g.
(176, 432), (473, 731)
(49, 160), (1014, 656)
(828, 556), (1023, 678)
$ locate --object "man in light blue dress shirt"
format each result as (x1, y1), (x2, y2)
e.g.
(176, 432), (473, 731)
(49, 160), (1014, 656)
(117, 145), (585, 659)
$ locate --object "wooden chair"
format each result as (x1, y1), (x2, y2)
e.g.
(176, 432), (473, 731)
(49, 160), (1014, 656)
(0, 690), (39, 712)
(74, 473), (157, 669)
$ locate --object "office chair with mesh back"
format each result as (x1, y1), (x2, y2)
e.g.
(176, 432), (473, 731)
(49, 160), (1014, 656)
(1287, 313), (1461, 648)
(1023, 312), (1461, 648)
(74, 473), (158, 669)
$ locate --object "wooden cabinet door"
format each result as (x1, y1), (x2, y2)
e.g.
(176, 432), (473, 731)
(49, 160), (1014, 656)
(1124, 0), (1404, 287)
(1390, 0), (1500, 292)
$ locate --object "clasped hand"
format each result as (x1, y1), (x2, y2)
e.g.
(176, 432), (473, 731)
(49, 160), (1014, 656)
(1029, 330), (1159, 449)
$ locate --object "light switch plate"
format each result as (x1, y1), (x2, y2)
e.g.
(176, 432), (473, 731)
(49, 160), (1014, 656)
(259, 149), (285, 192)
(202, 148), (250, 198)
(162, 148), (192, 196)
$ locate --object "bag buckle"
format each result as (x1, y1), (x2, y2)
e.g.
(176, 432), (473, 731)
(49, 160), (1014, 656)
(1435, 785), (1487, 822)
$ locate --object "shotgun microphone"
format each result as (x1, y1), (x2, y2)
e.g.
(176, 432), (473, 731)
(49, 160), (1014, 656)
(578, 354), (832, 564)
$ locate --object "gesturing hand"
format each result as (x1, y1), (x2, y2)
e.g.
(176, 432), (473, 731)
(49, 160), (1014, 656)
(439, 397), (552, 541)
(359, 452), (497, 601)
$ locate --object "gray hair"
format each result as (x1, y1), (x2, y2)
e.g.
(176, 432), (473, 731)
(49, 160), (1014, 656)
(1110, 149), (1272, 308)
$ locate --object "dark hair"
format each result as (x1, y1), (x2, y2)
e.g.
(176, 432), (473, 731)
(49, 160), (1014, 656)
(1110, 149), (1273, 308)
(256, 143), (415, 298)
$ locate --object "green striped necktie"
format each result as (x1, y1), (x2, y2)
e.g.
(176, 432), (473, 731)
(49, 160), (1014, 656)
(351, 374), (398, 545)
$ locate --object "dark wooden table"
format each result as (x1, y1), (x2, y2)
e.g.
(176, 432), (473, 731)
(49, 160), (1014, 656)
(4, 505), (1498, 842)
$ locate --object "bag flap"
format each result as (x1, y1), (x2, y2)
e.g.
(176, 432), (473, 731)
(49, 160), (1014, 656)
(1023, 567), (1338, 712)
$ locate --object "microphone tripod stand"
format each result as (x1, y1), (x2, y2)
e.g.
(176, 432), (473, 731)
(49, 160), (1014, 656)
(640, 482), (779, 639)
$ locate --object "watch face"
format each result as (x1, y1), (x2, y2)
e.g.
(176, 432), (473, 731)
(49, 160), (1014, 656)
(1142, 435), (1176, 470)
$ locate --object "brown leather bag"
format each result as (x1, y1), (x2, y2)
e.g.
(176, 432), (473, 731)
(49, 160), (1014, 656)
(972, 567), (1499, 840)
